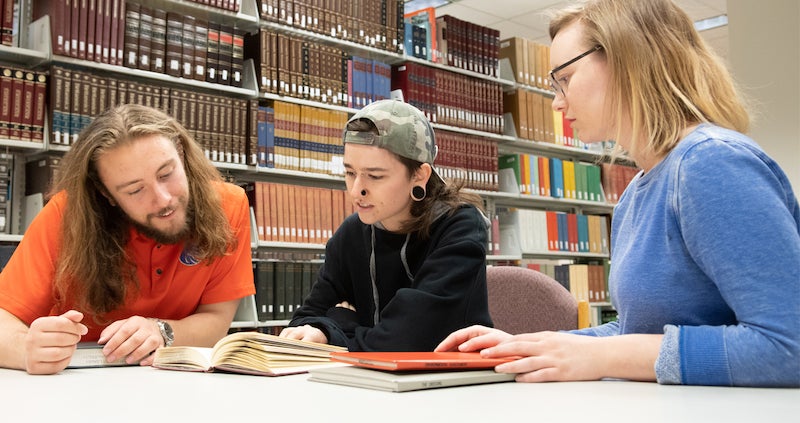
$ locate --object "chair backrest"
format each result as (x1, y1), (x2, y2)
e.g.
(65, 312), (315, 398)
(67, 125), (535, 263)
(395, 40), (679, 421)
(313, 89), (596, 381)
(486, 266), (579, 334)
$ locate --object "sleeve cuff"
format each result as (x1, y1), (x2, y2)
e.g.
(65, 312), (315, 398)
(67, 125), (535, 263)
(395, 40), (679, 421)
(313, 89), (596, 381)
(655, 324), (682, 385)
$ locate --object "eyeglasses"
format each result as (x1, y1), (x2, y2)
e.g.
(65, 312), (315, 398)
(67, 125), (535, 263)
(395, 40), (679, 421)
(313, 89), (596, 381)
(548, 45), (602, 96)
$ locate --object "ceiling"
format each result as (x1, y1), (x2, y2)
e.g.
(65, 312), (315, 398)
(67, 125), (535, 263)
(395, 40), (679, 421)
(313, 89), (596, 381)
(431, 0), (729, 61)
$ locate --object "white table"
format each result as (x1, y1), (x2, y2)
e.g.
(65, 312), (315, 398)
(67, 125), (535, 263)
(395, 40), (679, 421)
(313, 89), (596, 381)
(2, 367), (797, 422)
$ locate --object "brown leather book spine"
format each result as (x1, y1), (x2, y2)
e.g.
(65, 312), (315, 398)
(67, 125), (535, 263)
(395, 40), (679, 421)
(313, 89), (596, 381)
(138, 5), (153, 71)
(68, 70), (82, 144)
(217, 24), (233, 85)
(9, 69), (24, 140)
(20, 71), (35, 141)
(193, 19), (208, 81)
(85, 0), (96, 60)
(123, 1), (139, 68)
(205, 22), (220, 83)
(31, 72), (47, 142)
(70, 0), (80, 57)
(108, 0), (119, 64)
(231, 28), (244, 88)
(164, 12), (182, 77)
(48, 67), (64, 144)
(0, 67), (11, 139)
(150, 8), (166, 73)
(93, 0), (104, 62)
(186, 90), (197, 142)
(181, 15), (195, 79)
(248, 99), (259, 166)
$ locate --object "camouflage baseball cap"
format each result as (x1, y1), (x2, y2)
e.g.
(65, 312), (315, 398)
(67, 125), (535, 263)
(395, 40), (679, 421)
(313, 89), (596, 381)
(342, 99), (437, 165)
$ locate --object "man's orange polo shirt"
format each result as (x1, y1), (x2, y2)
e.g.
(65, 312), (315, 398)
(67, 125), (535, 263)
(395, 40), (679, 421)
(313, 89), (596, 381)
(0, 181), (255, 340)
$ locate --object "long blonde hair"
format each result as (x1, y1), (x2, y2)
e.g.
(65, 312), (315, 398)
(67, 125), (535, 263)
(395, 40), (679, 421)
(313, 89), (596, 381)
(550, 0), (749, 160)
(51, 104), (235, 318)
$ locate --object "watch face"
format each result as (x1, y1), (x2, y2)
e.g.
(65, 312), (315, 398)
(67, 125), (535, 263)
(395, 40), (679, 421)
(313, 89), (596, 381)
(159, 320), (174, 346)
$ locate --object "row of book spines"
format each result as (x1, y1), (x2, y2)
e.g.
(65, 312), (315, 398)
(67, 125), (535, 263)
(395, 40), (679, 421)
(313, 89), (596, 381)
(48, 66), (254, 165)
(498, 209), (610, 255)
(270, 101), (348, 174)
(499, 154), (606, 202)
(259, 0), (403, 53)
(505, 88), (581, 147)
(253, 260), (321, 321)
(348, 56), (392, 109)
(33, 0), (124, 63)
(601, 162), (640, 204)
(499, 36), (551, 90)
(553, 263), (609, 304)
(124, 3), (245, 87)
(435, 129), (499, 192)
(392, 61), (504, 135)
(248, 29), (350, 104)
(435, 14), (501, 77)
(245, 181), (353, 245)
(0, 67), (47, 142)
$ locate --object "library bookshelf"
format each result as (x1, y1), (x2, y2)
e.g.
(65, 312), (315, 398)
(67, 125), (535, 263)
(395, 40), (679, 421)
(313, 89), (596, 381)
(1, 0), (631, 330)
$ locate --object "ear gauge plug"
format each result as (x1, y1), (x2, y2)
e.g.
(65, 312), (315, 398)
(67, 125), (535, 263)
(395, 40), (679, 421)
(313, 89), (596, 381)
(361, 190), (367, 196)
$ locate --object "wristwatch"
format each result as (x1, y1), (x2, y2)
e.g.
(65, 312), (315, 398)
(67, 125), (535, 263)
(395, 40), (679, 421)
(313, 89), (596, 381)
(155, 319), (174, 347)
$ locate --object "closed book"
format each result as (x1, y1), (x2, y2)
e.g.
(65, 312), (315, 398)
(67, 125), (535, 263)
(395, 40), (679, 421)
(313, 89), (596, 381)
(330, 351), (514, 371)
(150, 8), (167, 73)
(67, 342), (132, 368)
(137, 5), (153, 71)
(309, 365), (516, 392)
(122, 1), (139, 68)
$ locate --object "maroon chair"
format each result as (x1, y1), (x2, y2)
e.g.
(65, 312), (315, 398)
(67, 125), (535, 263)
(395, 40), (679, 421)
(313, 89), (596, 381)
(486, 265), (586, 333)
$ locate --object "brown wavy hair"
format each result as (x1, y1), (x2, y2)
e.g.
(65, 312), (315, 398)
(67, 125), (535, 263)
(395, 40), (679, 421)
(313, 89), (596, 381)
(346, 119), (484, 238)
(50, 104), (236, 318)
(549, 0), (749, 161)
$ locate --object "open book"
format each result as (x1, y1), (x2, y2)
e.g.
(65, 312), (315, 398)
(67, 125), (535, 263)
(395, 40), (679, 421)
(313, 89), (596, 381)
(152, 331), (347, 376)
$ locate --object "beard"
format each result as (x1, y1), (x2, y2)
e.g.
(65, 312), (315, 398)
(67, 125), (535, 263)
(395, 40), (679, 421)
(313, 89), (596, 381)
(129, 197), (194, 245)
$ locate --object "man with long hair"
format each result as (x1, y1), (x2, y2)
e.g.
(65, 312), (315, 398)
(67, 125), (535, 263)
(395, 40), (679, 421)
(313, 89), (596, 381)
(0, 104), (255, 374)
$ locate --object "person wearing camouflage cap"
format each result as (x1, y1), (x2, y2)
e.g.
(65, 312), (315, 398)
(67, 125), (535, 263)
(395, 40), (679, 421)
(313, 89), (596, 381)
(281, 99), (493, 352)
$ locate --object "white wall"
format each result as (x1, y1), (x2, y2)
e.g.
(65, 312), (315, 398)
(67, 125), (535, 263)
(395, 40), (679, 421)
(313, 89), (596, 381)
(727, 0), (800, 191)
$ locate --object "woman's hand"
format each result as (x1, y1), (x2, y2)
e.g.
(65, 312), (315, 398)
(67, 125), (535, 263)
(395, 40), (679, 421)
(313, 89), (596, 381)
(434, 325), (512, 352)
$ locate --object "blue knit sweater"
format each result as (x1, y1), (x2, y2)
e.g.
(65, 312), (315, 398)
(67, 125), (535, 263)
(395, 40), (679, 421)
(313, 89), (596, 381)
(573, 124), (800, 387)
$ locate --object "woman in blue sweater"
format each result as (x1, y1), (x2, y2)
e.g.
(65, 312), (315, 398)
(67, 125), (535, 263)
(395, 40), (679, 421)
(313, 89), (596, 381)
(436, 0), (799, 387)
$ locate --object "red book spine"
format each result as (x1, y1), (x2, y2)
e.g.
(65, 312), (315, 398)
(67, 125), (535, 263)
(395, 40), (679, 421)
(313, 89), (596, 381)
(20, 71), (35, 141)
(32, 73), (47, 142)
(9, 69), (24, 140)
(0, 67), (11, 139)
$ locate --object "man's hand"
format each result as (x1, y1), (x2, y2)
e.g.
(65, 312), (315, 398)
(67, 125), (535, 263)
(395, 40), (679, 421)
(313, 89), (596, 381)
(98, 316), (165, 366)
(24, 310), (88, 375)
(279, 325), (328, 344)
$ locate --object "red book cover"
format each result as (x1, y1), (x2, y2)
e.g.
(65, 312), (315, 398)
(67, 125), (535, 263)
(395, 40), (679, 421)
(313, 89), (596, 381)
(70, 0), (80, 57)
(9, 69), (24, 140)
(20, 71), (35, 141)
(330, 351), (514, 371)
(567, 212), (578, 252)
(545, 210), (558, 251)
(32, 72), (47, 142)
(93, 0), (104, 62)
(32, 0), (67, 55)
